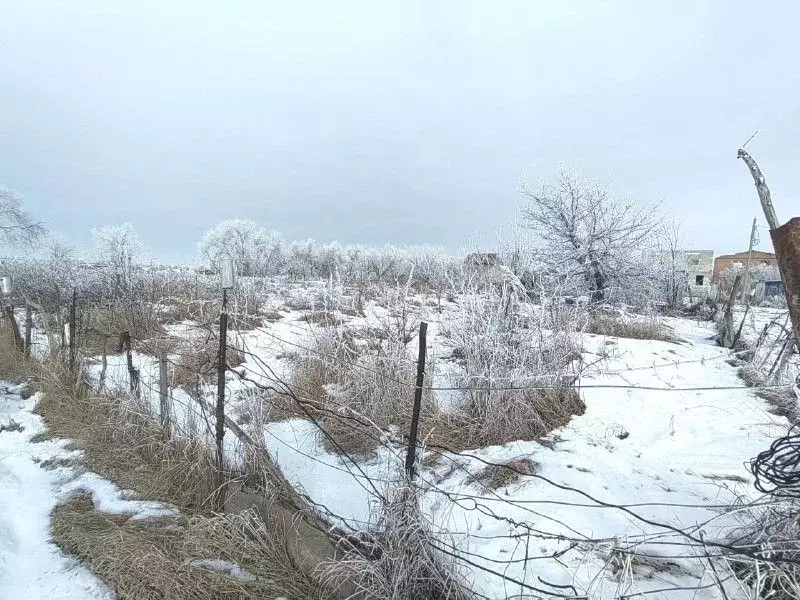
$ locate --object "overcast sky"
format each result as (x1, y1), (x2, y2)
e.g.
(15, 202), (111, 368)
(1, 1), (798, 261)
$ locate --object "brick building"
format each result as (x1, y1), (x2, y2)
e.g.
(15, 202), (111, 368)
(712, 250), (777, 282)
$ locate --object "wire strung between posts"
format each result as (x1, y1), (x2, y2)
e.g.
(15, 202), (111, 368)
(751, 431), (800, 497)
(247, 327), (794, 393)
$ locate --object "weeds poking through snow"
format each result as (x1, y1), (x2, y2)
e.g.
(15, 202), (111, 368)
(585, 314), (675, 342)
(467, 457), (539, 490)
(323, 485), (475, 600)
(440, 288), (585, 448)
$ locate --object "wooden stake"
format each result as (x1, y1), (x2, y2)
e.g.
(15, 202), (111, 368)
(159, 355), (170, 434)
(69, 289), (77, 373)
(24, 305), (32, 358)
(405, 321), (428, 480)
(216, 288), (229, 473)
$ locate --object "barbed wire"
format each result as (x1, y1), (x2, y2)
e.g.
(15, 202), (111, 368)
(19, 300), (800, 599)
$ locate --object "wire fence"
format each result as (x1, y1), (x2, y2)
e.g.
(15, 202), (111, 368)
(10, 288), (799, 600)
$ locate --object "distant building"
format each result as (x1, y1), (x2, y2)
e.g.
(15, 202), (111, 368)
(683, 250), (714, 289)
(713, 250), (777, 282)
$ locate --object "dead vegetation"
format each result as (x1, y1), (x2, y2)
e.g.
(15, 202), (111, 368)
(0, 329), (341, 600)
(290, 323), (439, 457)
(31, 364), (220, 511)
(0, 319), (29, 381)
(299, 310), (344, 327)
(441, 291), (586, 449)
(53, 492), (332, 600)
(586, 315), (676, 342)
(170, 332), (245, 389)
(441, 386), (585, 450)
(467, 457), (539, 490)
(322, 488), (474, 600)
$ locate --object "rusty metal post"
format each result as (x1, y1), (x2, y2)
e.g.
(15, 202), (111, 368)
(770, 217), (800, 345)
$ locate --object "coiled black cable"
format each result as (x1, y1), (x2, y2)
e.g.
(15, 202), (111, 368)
(751, 430), (800, 497)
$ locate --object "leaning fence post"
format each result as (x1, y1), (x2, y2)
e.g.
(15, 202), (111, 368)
(405, 321), (428, 480)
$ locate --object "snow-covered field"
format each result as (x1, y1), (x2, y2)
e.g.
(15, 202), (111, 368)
(75, 288), (796, 599)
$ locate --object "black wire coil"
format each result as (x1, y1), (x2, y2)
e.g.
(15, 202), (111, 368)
(751, 431), (800, 497)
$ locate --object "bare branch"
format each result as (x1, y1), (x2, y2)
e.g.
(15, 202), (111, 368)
(737, 148), (780, 230)
(0, 186), (46, 247)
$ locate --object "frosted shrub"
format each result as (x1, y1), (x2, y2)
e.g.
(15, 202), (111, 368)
(441, 286), (584, 448)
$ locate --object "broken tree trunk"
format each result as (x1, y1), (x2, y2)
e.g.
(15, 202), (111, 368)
(737, 148), (779, 230)
(737, 148), (800, 345)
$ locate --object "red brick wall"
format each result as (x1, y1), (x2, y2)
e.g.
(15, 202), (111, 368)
(713, 252), (778, 282)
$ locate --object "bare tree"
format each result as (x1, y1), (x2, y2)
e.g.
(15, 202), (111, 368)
(521, 167), (661, 304)
(653, 219), (686, 310)
(0, 186), (46, 247)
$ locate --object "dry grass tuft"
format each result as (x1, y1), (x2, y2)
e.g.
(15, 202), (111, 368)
(299, 311), (344, 327)
(290, 327), (439, 457)
(586, 315), (676, 342)
(33, 367), (220, 511)
(52, 492), (332, 600)
(435, 385), (585, 451)
(0, 320), (30, 382)
(467, 457), (538, 490)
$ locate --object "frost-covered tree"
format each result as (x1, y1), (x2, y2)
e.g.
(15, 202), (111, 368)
(521, 167), (662, 304)
(92, 223), (145, 295)
(198, 219), (281, 276)
(0, 186), (46, 248)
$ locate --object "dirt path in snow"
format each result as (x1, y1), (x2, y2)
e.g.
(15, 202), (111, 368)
(0, 384), (113, 600)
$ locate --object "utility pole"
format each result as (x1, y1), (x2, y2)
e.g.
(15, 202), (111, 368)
(740, 217), (758, 303)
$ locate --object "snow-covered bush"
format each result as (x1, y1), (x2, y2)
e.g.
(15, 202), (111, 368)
(322, 486), (474, 600)
(196, 222), (460, 290)
(290, 286), (438, 456)
(440, 284), (584, 448)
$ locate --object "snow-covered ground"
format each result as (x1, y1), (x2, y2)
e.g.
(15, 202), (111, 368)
(229, 315), (790, 599)
(76, 292), (797, 599)
(0, 383), (175, 600)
